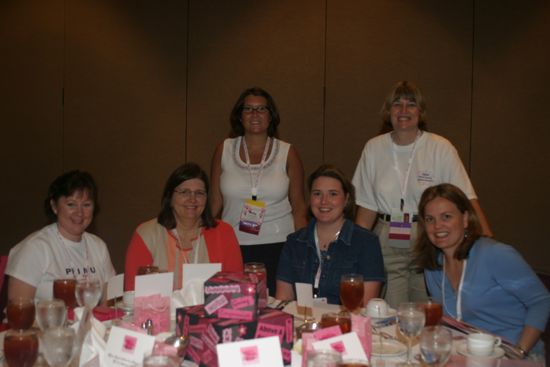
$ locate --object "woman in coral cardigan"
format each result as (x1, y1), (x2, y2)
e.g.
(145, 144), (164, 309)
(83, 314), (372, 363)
(125, 162), (243, 290)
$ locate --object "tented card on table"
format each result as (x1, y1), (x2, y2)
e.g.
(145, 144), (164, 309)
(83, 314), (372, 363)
(135, 272), (173, 297)
(183, 263), (221, 282)
(105, 326), (155, 366)
(216, 335), (284, 367)
(107, 274), (124, 300)
(295, 282), (313, 308)
(312, 331), (367, 361)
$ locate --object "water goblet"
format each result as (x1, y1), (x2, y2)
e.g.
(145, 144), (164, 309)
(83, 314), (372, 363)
(35, 298), (67, 330)
(396, 302), (426, 366)
(75, 277), (103, 309)
(6, 297), (35, 330)
(41, 327), (77, 367)
(3, 329), (39, 367)
(339, 274), (364, 313)
(420, 326), (452, 366)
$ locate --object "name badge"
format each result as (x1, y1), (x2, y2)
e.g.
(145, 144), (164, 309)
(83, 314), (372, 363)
(388, 210), (412, 248)
(239, 199), (266, 235)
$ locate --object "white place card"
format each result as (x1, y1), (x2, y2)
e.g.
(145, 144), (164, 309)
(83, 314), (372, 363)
(216, 336), (284, 367)
(135, 272), (173, 297)
(105, 326), (155, 366)
(183, 263), (221, 287)
(312, 331), (367, 361)
(295, 282), (313, 308)
(107, 274), (124, 300)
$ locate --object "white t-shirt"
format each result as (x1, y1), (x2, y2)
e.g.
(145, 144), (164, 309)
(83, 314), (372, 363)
(6, 223), (116, 300)
(352, 131), (477, 215)
(220, 137), (294, 245)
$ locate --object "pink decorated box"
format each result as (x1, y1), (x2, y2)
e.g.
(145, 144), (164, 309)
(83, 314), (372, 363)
(203, 272), (260, 321)
(176, 306), (293, 367)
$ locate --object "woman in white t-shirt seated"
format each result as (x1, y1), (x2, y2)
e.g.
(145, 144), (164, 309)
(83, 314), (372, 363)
(5, 170), (116, 301)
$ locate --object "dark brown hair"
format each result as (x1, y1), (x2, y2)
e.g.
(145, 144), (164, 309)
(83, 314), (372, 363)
(229, 87), (280, 137)
(307, 164), (356, 220)
(44, 170), (98, 223)
(413, 183), (482, 270)
(157, 162), (216, 229)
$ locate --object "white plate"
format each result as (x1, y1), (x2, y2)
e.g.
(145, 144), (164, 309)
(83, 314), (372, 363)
(456, 340), (505, 359)
(371, 339), (407, 357)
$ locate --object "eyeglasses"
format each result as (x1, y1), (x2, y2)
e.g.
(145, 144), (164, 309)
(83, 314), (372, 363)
(173, 189), (207, 200)
(242, 105), (269, 114)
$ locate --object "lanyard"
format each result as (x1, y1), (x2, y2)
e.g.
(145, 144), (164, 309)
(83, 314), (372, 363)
(242, 136), (271, 200)
(391, 131), (421, 211)
(313, 228), (322, 290)
(172, 228), (201, 289)
(312, 225), (341, 290)
(442, 257), (467, 321)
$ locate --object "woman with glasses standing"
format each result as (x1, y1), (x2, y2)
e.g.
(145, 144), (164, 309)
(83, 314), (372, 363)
(210, 87), (308, 295)
(124, 162), (243, 291)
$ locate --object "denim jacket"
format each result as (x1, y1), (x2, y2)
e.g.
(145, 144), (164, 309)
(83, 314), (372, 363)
(276, 218), (385, 304)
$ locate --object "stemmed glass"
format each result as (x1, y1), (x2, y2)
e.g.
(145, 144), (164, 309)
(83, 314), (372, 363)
(41, 327), (78, 367)
(339, 274), (364, 314)
(396, 302), (426, 366)
(420, 326), (452, 366)
(3, 329), (39, 367)
(75, 277), (103, 309)
(35, 298), (67, 330)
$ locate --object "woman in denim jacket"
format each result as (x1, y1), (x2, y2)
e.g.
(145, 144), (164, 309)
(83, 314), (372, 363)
(276, 164), (385, 305)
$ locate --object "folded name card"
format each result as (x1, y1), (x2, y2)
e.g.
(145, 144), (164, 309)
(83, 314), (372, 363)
(312, 331), (367, 361)
(105, 325), (155, 366)
(216, 335), (283, 367)
(135, 272), (174, 297)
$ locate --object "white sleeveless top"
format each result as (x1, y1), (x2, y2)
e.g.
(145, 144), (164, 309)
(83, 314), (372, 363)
(220, 137), (294, 245)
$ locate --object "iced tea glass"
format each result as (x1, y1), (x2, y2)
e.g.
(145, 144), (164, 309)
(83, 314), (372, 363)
(320, 312), (352, 333)
(6, 297), (35, 330)
(423, 300), (443, 326)
(339, 274), (364, 313)
(53, 278), (77, 309)
(3, 329), (39, 367)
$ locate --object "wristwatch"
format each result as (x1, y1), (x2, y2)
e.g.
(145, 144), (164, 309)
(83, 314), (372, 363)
(517, 346), (529, 359)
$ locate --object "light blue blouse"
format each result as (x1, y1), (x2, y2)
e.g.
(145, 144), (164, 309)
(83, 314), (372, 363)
(425, 237), (550, 344)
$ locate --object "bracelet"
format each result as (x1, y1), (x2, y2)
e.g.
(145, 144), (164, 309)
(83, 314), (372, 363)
(517, 346), (529, 359)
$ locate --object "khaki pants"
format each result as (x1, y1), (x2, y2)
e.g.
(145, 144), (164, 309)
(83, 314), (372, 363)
(374, 220), (428, 308)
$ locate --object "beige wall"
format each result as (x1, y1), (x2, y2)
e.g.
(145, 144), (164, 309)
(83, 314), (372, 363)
(1, 0), (549, 274)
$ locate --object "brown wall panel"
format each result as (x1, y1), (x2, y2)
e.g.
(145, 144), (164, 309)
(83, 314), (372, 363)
(325, 1), (474, 178)
(186, 0), (326, 178)
(0, 1), (64, 252)
(63, 1), (189, 271)
(471, 1), (550, 272)
(1, 1), (549, 276)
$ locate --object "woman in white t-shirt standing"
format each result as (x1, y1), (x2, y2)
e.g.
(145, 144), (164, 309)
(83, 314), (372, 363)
(6, 170), (116, 301)
(352, 81), (493, 308)
(211, 87), (307, 294)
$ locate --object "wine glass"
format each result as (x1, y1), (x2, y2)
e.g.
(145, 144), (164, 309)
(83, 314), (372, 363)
(75, 277), (103, 309)
(420, 326), (452, 366)
(35, 298), (67, 330)
(6, 297), (35, 330)
(3, 329), (39, 367)
(339, 274), (364, 313)
(41, 327), (77, 367)
(53, 278), (77, 308)
(396, 302), (426, 366)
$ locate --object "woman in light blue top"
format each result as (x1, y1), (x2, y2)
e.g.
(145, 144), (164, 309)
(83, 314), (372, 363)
(413, 183), (550, 359)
